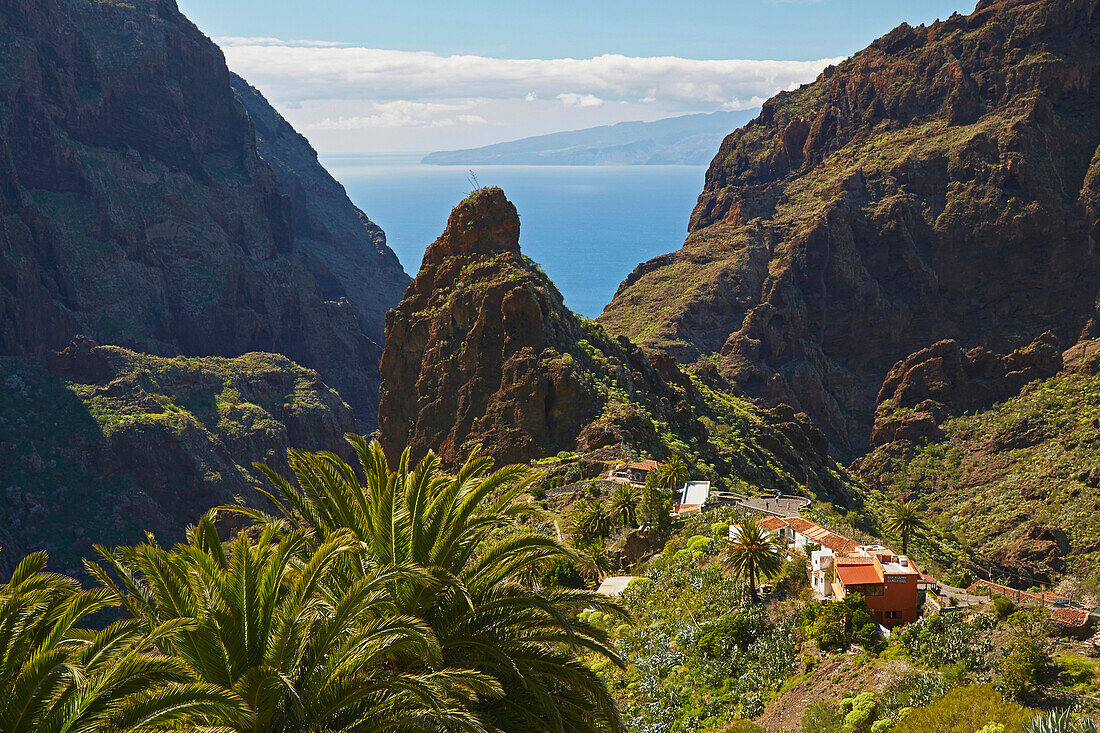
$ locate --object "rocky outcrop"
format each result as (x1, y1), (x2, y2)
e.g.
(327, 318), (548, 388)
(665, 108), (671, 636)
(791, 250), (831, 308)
(855, 339), (1100, 582)
(600, 0), (1100, 455)
(869, 332), (1062, 447)
(379, 188), (856, 503)
(0, 338), (355, 576)
(0, 0), (407, 428)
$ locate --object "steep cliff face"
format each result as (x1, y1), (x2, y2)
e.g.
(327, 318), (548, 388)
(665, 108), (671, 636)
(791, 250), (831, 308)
(868, 332), (1062, 447)
(0, 0), (406, 426)
(600, 0), (1100, 454)
(379, 188), (856, 502)
(0, 338), (355, 577)
(230, 74), (410, 382)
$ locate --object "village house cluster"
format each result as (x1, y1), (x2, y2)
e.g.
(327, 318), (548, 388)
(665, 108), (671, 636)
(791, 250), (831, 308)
(754, 516), (937, 627)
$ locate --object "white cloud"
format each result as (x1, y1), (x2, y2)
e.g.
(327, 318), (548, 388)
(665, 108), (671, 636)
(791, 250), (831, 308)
(557, 92), (604, 107)
(308, 100), (487, 130)
(215, 38), (844, 152)
(217, 38), (842, 109)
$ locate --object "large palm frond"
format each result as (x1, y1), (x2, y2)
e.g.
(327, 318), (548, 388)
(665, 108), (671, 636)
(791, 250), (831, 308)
(243, 436), (628, 733)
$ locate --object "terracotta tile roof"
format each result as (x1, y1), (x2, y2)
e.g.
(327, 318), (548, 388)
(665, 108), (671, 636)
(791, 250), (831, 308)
(628, 460), (659, 471)
(799, 525), (859, 553)
(1050, 607), (1091, 628)
(759, 517), (790, 531)
(837, 563), (884, 586)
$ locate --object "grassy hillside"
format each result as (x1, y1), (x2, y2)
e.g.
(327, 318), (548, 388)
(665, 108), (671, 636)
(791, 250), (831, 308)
(0, 341), (353, 575)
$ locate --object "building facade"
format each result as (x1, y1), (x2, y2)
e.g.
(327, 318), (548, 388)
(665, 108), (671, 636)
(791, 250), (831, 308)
(759, 516), (925, 628)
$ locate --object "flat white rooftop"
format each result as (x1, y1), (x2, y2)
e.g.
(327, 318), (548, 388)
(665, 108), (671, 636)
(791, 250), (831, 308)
(681, 481), (711, 506)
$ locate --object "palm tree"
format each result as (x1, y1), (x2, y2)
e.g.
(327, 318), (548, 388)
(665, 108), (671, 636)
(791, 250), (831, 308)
(571, 498), (613, 539)
(89, 512), (491, 732)
(610, 483), (641, 529)
(238, 436), (628, 733)
(650, 455), (690, 490)
(0, 551), (235, 733)
(722, 518), (786, 603)
(884, 500), (928, 555)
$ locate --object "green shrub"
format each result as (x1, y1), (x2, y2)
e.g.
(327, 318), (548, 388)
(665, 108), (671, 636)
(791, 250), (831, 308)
(801, 701), (844, 733)
(855, 622), (885, 653)
(843, 692), (877, 733)
(741, 693), (765, 718)
(536, 557), (585, 590)
(993, 595), (1016, 621)
(890, 685), (1034, 733)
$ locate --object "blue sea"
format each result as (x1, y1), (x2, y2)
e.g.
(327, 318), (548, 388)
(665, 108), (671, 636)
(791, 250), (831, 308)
(322, 154), (707, 318)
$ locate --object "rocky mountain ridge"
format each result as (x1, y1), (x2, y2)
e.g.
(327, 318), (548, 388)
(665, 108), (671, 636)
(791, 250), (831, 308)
(378, 187), (857, 503)
(857, 337), (1100, 584)
(0, 0), (408, 427)
(599, 0), (1100, 455)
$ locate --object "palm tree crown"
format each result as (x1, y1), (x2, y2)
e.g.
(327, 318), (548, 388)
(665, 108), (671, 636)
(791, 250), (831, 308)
(610, 483), (641, 529)
(0, 551), (234, 733)
(239, 436), (628, 733)
(89, 513), (491, 732)
(884, 500), (928, 555)
(723, 518), (786, 603)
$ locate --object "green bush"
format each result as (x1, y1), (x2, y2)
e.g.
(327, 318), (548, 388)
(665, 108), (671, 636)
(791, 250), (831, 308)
(741, 693), (765, 718)
(843, 692), (877, 733)
(890, 685), (1034, 733)
(801, 701), (844, 733)
(855, 622), (885, 653)
(536, 557), (585, 590)
(993, 595), (1016, 621)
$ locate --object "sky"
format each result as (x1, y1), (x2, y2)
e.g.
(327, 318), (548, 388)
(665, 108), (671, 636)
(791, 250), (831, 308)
(178, 0), (975, 154)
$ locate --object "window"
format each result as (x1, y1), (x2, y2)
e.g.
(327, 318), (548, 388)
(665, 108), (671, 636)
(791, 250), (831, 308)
(884, 610), (902, 620)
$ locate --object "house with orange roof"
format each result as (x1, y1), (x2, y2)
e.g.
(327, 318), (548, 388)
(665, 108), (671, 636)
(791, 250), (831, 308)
(759, 516), (924, 627)
(609, 459), (659, 486)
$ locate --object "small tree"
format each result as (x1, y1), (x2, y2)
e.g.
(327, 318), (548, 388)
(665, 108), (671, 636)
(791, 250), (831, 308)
(999, 611), (1053, 701)
(641, 472), (673, 532)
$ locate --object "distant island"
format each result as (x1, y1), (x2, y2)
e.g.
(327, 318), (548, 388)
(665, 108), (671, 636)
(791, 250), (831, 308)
(421, 110), (758, 166)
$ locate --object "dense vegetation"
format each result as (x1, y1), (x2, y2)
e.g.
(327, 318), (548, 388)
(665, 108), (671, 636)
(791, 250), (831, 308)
(0, 437), (625, 732)
(2, 435), (1098, 732)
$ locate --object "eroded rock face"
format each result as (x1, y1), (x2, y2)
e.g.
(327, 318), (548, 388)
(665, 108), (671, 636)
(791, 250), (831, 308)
(0, 0), (407, 427)
(869, 332), (1062, 448)
(379, 188), (594, 467)
(378, 188), (855, 503)
(854, 336), (1100, 582)
(600, 0), (1100, 455)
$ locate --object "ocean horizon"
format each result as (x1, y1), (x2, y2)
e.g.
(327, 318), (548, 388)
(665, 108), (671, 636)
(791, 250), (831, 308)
(323, 154), (707, 318)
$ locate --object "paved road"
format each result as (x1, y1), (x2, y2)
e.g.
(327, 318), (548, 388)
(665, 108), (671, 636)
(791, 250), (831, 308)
(728, 494), (811, 517)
